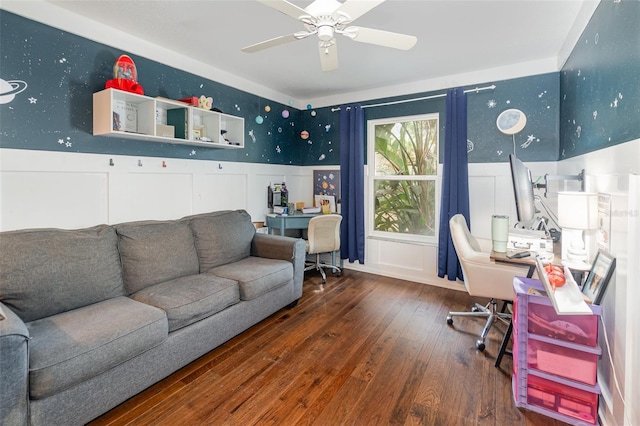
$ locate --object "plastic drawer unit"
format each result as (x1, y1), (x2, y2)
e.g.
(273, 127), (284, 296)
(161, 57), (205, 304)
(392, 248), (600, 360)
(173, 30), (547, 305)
(512, 277), (602, 425)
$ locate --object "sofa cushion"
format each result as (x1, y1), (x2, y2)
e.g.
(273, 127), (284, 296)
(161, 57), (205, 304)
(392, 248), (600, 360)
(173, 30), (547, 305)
(187, 210), (256, 271)
(116, 220), (200, 294)
(130, 274), (239, 332)
(207, 257), (292, 301)
(26, 296), (167, 400)
(0, 225), (124, 323)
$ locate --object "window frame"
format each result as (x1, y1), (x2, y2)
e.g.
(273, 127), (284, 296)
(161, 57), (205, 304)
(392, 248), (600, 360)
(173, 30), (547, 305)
(366, 113), (440, 245)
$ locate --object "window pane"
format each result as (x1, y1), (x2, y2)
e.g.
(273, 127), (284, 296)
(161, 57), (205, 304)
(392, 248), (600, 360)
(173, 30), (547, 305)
(373, 179), (436, 236)
(374, 119), (438, 176)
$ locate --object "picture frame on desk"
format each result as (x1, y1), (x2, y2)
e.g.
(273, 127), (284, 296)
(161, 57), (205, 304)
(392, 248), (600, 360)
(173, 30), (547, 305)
(582, 250), (616, 305)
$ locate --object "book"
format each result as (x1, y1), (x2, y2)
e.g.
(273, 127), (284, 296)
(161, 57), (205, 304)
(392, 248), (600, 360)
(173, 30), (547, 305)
(112, 100), (138, 132)
(166, 109), (188, 139)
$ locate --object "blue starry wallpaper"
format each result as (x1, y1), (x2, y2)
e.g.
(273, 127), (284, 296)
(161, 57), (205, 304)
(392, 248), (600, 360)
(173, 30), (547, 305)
(2, 3), (636, 166)
(303, 72), (560, 164)
(560, 1), (640, 159)
(0, 11), (302, 165)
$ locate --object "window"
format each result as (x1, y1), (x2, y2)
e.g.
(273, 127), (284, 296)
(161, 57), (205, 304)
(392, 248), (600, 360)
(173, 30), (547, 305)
(368, 114), (439, 243)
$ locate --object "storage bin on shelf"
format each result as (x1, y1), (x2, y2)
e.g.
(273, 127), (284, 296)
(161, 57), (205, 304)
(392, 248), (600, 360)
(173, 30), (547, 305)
(512, 276), (602, 426)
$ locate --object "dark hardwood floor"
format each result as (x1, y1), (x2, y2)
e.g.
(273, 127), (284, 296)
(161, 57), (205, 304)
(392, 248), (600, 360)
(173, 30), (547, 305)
(90, 270), (567, 425)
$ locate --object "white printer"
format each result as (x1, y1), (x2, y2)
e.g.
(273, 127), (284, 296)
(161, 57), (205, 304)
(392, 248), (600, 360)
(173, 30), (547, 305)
(508, 228), (554, 253)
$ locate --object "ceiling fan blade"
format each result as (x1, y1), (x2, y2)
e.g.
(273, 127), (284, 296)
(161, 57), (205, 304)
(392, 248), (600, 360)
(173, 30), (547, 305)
(242, 33), (299, 53)
(319, 42), (339, 72)
(347, 26), (417, 50)
(336, 0), (385, 21)
(257, 0), (309, 20)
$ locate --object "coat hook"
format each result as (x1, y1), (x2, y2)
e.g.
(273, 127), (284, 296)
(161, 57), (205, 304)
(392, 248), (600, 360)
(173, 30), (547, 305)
(162, 161), (167, 168)
(109, 158), (115, 166)
(218, 163), (223, 169)
(138, 160), (143, 167)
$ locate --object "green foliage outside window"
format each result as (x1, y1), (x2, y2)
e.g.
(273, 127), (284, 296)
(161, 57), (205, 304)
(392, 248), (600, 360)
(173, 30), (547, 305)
(373, 118), (438, 237)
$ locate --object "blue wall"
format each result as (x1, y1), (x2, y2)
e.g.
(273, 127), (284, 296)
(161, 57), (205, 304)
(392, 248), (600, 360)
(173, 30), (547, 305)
(4, 4), (636, 166)
(0, 11), (301, 165)
(560, 1), (640, 159)
(301, 72), (560, 165)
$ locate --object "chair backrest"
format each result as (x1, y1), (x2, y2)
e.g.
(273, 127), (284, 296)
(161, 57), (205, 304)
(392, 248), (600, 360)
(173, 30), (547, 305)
(449, 213), (519, 301)
(307, 214), (342, 254)
(449, 214), (482, 257)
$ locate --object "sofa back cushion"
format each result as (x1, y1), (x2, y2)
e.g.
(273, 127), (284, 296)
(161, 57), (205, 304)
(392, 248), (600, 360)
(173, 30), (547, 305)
(115, 220), (199, 294)
(0, 225), (124, 322)
(187, 210), (256, 271)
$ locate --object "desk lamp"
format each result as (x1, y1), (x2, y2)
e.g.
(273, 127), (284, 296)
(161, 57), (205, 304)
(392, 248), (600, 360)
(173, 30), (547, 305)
(558, 191), (598, 267)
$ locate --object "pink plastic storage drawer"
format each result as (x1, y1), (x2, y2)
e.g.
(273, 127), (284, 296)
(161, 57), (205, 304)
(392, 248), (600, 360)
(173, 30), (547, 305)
(527, 337), (599, 385)
(528, 302), (599, 347)
(526, 374), (598, 425)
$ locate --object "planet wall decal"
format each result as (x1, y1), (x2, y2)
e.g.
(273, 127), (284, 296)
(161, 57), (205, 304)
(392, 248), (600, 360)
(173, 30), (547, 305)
(0, 79), (28, 104)
(496, 109), (527, 135)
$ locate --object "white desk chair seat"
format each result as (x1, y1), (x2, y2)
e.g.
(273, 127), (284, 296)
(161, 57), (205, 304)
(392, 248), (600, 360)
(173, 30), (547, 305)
(447, 214), (532, 351)
(304, 215), (342, 283)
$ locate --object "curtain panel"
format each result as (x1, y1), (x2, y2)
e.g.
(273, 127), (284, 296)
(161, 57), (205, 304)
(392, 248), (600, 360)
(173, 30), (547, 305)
(438, 88), (470, 281)
(339, 104), (365, 264)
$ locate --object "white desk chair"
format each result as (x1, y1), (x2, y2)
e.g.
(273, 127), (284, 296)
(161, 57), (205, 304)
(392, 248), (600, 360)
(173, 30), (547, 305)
(447, 214), (531, 351)
(304, 215), (342, 283)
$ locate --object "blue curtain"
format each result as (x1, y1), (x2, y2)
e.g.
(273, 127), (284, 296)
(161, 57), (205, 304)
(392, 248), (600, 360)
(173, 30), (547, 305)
(339, 104), (365, 264)
(438, 88), (470, 281)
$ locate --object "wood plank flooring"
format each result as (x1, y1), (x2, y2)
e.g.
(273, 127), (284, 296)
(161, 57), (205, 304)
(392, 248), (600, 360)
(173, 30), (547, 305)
(89, 270), (567, 426)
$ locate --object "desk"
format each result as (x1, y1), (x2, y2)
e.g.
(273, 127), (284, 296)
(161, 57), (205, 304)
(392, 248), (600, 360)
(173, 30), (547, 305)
(490, 250), (541, 279)
(265, 213), (319, 236)
(266, 213), (343, 272)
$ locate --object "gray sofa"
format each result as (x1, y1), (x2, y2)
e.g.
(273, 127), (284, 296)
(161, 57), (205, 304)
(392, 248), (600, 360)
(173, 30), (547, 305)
(0, 210), (306, 426)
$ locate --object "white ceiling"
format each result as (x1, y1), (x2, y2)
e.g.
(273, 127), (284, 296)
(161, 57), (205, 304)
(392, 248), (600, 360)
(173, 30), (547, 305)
(38, 0), (594, 104)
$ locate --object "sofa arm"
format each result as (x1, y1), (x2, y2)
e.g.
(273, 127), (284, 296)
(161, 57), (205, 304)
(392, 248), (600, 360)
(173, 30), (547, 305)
(251, 234), (306, 299)
(0, 302), (30, 426)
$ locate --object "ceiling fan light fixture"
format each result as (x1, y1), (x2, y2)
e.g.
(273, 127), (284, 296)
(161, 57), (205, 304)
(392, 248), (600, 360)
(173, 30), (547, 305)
(244, 0), (418, 72)
(317, 25), (334, 42)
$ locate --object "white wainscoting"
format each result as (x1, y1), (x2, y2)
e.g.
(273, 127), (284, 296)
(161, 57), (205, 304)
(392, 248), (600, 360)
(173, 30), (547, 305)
(558, 139), (640, 426)
(0, 149), (314, 231)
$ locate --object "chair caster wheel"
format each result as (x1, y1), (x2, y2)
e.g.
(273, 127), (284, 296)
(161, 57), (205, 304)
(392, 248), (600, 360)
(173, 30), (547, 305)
(476, 340), (485, 351)
(446, 316), (453, 325)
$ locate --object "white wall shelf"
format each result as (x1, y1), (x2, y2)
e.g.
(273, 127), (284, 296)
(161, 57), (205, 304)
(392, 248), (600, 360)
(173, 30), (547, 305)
(93, 88), (244, 149)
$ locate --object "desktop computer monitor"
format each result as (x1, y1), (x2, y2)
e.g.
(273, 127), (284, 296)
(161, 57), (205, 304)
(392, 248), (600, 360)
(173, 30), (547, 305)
(509, 154), (537, 229)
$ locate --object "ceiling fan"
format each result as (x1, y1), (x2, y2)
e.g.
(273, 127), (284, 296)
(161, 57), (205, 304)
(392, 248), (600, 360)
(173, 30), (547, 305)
(241, 0), (417, 72)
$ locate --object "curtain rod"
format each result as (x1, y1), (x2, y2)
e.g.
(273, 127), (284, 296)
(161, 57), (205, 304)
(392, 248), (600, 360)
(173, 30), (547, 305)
(330, 84), (496, 112)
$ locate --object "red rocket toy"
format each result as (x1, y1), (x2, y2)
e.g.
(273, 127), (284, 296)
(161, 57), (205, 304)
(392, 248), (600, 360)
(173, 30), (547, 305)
(105, 55), (144, 95)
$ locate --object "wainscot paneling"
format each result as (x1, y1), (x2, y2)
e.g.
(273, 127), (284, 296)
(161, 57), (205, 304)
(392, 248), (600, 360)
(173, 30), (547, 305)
(0, 149), (311, 231)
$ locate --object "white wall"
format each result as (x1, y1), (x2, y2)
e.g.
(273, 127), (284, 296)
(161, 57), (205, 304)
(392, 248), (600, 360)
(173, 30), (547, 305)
(0, 148), (314, 230)
(558, 139), (640, 426)
(2, 140), (637, 426)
